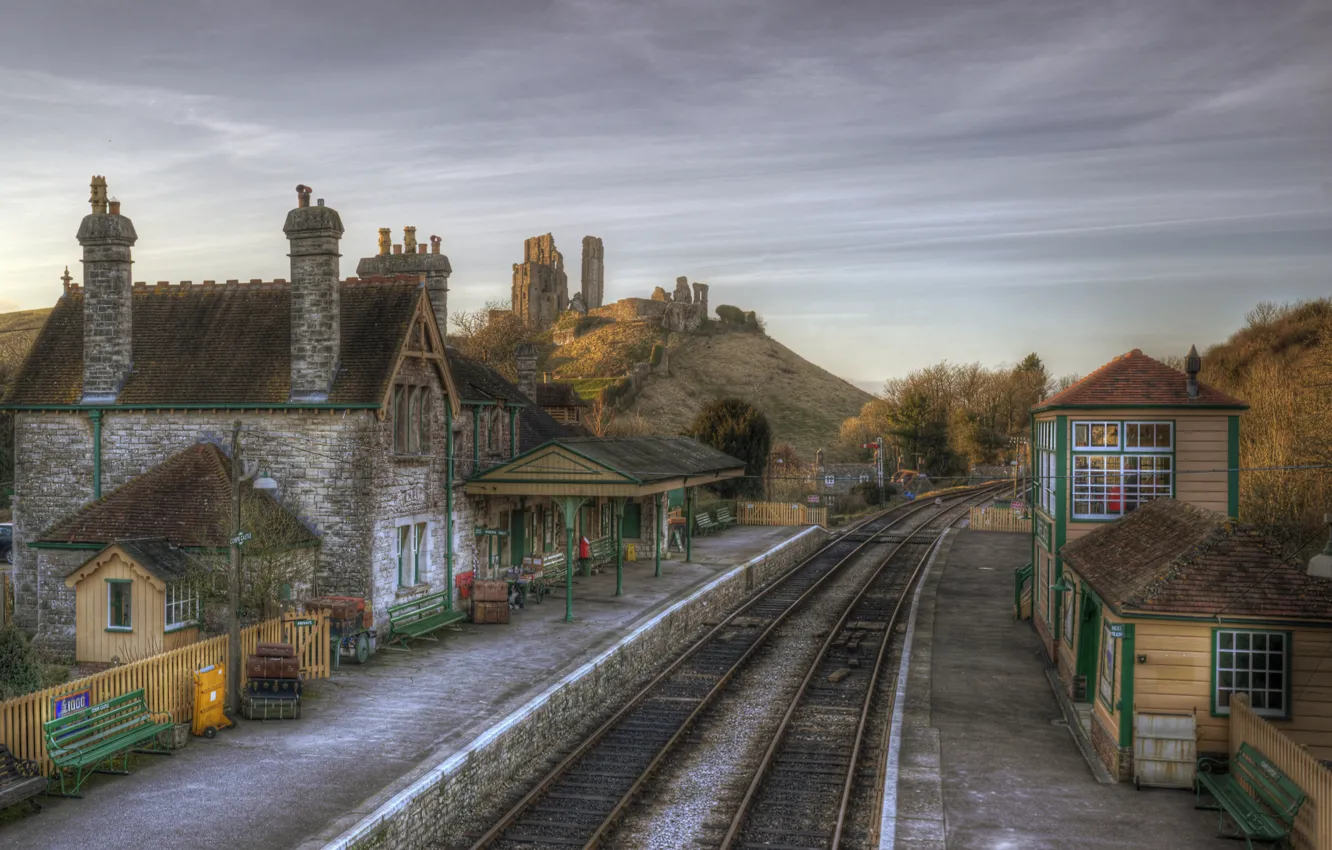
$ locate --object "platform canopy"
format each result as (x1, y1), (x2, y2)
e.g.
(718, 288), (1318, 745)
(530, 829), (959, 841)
(465, 436), (745, 497)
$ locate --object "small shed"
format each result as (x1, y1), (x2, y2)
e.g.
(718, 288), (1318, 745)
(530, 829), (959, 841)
(64, 538), (207, 664)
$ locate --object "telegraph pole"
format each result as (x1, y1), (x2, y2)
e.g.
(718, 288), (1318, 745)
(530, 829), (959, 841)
(228, 421), (244, 715)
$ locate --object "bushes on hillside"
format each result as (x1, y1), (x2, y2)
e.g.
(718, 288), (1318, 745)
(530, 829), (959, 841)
(688, 398), (772, 499)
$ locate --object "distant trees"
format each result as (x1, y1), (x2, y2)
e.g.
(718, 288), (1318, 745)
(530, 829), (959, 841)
(449, 300), (542, 383)
(688, 398), (772, 499)
(838, 354), (1053, 474)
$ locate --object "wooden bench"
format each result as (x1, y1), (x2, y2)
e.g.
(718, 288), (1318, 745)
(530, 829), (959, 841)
(589, 536), (616, 570)
(385, 591), (465, 650)
(43, 688), (173, 798)
(714, 505), (736, 530)
(0, 744), (45, 813)
(539, 552), (567, 584)
(694, 511), (718, 536)
(1195, 743), (1306, 849)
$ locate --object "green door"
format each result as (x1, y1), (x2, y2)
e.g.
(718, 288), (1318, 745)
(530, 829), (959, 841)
(621, 502), (642, 539)
(1076, 595), (1101, 683)
(510, 511), (525, 566)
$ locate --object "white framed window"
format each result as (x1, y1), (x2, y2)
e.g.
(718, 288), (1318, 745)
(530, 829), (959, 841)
(396, 518), (430, 588)
(1036, 419), (1056, 452)
(1072, 455), (1172, 518)
(107, 579), (132, 631)
(1214, 630), (1289, 718)
(1099, 622), (1116, 707)
(1125, 421), (1172, 451)
(1038, 451), (1057, 515)
(1073, 421), (1120, 451)
(165, 582), (198, 631)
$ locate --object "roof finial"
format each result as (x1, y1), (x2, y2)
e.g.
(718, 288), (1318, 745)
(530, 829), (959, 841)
(1185, 344), (1201, 399)
(60, 265), (73, 294)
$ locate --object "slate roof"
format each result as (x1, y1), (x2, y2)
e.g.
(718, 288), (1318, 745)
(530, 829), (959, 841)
(518, 406), (577, 454)
(534, 382), (587, 408)
(1060, 499), (1332, 620)
(5, 279), (425, 406)
(445, 348), (529, 405)
(556, 437), (746, 483)
(85, 538), (204, 582)
(37, 443), (319, 550)
(1033, 349), (1246, 411)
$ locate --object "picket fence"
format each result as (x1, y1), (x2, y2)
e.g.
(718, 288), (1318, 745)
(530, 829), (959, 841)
(1230, 694), (1332, 849)
(0, 610), (329, 775)
(968, 506), (1031, 533)
(735, 501), (829, 528)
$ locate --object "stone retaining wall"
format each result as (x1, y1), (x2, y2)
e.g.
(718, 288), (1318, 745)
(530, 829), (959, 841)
(326, 526), (831, 850)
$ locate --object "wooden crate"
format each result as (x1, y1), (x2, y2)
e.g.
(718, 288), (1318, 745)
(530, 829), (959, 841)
(471, 600), (510, 625)
(472, 580), (509, 603)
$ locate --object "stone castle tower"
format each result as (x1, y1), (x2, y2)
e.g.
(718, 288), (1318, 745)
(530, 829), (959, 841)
(511, 233), (568, 327)
(580, 236), (604, 310)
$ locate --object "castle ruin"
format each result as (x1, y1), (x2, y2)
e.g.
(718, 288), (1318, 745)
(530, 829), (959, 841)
(581, 236), (604, 310)
(511, 233), (568, 327)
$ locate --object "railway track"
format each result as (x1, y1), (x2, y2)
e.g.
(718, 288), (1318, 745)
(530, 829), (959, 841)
(716, 488), (995, 850)
(467, 487), (1001, 850)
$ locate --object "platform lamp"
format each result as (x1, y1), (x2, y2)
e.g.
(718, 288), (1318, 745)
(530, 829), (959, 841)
(1308, 515), (1332, 579)
(1050, 577), (1074, 593)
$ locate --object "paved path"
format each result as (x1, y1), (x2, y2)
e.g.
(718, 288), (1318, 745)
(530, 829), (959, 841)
(1, 526), (801, 850)
(887, 529), (1230, 850)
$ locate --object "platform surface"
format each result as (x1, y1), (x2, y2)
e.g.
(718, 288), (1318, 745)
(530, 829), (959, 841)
(0, 524), (804, 850)
(886, 529), (1231, 849)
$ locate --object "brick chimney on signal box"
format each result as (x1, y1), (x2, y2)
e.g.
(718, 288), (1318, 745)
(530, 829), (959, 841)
(77, 176), (138, 403)
(283, 184), (344, 402)
(515, 343), (539, 403)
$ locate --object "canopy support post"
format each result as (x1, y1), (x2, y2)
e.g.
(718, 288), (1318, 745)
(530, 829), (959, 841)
(613, 496), (626, 597)
(655, 491), (663, 578)
(555, 495), (585, 622)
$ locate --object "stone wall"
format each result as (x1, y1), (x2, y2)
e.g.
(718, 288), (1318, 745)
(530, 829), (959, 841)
(328, 525), (831, 850)
(12, 359), (498, 650)
(1090, 712), (1132, 782)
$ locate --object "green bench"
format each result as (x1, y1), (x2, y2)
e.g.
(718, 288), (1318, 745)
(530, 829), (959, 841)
(695, 511), (718, 536)
(714, 505), (736, 530)
(1195, 743), (1306, 849)
(539, 552), (567, 584)
(43, 688), (173, 798)
(385, 591), (465, 650)
(588, 536), (616, 570)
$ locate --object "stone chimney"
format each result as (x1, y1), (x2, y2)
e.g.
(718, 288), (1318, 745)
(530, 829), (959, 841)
(77, 176), (138, 403)
(515, 342), (539, 403)
(283, 184), (344, 402)
(357, 229), (451, 339)
(1185, 344), (1201, 399)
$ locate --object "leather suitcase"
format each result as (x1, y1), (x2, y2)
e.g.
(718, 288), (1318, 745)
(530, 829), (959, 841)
(246, 655), (300, 679)
(246, 677), (303, 697)
(255, 642), (295, 658)
(242, 693), (301, 721)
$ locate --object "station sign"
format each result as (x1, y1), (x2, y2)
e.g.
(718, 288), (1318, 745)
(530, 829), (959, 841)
(1108, 623), (1126, 639)
(807, 495), (820, 503)
(53, 688), (92, 718)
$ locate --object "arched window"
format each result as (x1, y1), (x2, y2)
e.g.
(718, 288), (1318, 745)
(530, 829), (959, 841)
(488, 408), (504, 453)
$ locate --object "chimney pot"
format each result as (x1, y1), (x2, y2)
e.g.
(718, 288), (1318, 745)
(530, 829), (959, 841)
(378, 228), (392, 256)
(430, 234), (441, 255)
(108, 198), (121, 215)
(317, 198), (324, 207)
(393, 244), (402, 255)
(295, 184), (312, 209)
(403, 226), (417, 254)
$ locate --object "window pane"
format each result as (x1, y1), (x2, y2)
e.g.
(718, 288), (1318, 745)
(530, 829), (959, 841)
(1126, 423), (1139, 447)
(1075, 423), (1089, 447)
(1155, 424), (1171, 448)
(1105, 422), (1119, 447)
(398, 526), (410, 586)
(1251, 692), (1266, 709)
(419, 389), (431, 452)
(1220, 632), (1233, 649)
(409, 389), (420, 453)
(1091, 424), (1104, 446)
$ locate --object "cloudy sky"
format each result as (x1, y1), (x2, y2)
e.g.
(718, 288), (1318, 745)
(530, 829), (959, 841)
(1, 0), (1328, 391)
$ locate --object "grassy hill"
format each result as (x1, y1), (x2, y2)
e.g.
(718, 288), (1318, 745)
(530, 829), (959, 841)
(620, 329), (873, 459)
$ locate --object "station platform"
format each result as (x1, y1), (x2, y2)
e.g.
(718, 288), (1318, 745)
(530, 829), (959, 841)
(0, 524), (805, 850)
(883, 529), (1230, 850)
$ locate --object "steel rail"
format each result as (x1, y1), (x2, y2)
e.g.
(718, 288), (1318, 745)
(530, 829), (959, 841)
(467, 487), (990, 850)
(717, 485), (1004, 850)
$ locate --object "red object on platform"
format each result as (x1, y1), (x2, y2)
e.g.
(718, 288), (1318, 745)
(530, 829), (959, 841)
(579, 537), (591, 559)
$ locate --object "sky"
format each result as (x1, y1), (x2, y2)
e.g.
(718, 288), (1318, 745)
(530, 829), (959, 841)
(0, 0), (1328, 393)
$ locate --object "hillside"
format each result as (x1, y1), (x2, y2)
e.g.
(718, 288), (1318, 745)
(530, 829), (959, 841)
(619, 330), (873, 459)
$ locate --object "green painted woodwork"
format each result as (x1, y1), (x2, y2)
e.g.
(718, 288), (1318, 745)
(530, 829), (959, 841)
(510, 509), (525, 567)
(613, 497), (626, 597)
(1053, 415), (1068, 637)
(0, 402), (381, 412)
(554, 496), (586, 622)
(1034, 402), (1248, 412)
(1228, 415), (1241, 519)
(385, 591), (465, 649)
(445, 404), (454, 610)
(90, 408), (103, 501)
(1117, 622), (1135, 747)
(685, 488), (694, 563)
(1076, 593), (1102, 683)
(43, 687), (172, 797)
(621, 501), (642, 539)
(654, 492), (662, 578)
(1195, 743), (1305, 846)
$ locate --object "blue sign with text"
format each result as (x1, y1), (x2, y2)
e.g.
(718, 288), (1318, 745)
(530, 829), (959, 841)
(53, 688), (92, 718)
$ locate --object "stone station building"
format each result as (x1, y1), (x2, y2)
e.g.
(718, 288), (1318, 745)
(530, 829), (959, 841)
(1, 179), (564, 654)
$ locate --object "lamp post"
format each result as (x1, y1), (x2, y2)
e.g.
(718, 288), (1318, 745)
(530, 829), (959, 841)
(227, 422), (278, 715)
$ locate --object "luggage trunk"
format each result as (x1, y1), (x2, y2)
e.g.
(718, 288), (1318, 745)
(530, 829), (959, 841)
(471, 580), (509, 603)
(255, 642), (296, 658)
(471, 600), (510, 625)
(245, 655), (300, 679)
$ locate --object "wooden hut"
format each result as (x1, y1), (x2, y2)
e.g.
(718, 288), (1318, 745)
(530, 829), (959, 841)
(1057, 499), (1332, 781)
(64, 538), (207, 665)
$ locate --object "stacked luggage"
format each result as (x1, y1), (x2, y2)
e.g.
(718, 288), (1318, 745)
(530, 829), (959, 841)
(243, 642), (302, 720)
(470, 580), (511, 625)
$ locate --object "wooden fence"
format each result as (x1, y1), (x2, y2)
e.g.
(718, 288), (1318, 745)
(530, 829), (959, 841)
(735, 501), (828, 528)
(968, 506), (1031, 533)
(1230, 694), (1332, 849)
(0, 610), (329, 775)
